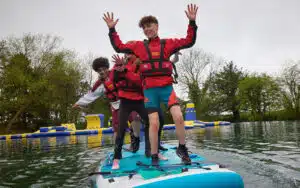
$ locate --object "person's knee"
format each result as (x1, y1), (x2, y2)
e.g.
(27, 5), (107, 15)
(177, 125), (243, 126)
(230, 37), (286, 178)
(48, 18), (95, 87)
(149, 112), (159, 132)
(150, 126), (159, 134)
(150, 122), (159, 132)
(170, 105), (184, 124)
(174, 115), (184, 125)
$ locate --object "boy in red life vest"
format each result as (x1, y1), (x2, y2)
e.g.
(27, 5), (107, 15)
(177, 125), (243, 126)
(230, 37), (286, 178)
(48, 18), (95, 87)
(73, 57), (119, 140)
(123, 51), (181, 154)
(72, 57), (138, 145)
(111, 54), (169, 170)
(103, 4), (198, 165)
(111, 52), (181, 169)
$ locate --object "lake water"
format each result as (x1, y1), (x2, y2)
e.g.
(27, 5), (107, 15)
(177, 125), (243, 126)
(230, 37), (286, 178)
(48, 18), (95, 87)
(0, 121), (300, 188)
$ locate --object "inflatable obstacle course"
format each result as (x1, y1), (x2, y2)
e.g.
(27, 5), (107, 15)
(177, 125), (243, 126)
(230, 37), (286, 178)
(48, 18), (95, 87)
(165, 102), (230, 129)
(0, 103), (230, 140)
(85, 114), (104, 129)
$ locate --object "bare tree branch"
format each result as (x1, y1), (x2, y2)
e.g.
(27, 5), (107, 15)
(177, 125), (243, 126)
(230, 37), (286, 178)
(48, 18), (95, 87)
(176, 48), (222, 97)
(279, 60), (300, 113)
(80, 52), (98, 87)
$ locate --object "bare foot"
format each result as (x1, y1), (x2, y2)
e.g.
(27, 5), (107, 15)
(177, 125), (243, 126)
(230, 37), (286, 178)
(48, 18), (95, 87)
(158, 153), (168, 161)
(127, 146), (133, 151)
(112, 159), (120, 170)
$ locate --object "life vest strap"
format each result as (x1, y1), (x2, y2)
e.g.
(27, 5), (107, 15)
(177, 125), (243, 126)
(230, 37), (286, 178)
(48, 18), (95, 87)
(142, 39), (179, 84)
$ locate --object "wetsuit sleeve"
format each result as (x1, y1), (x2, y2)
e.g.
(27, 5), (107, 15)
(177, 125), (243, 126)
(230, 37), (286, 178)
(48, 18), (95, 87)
(75, 81), (105, 106)
(109, 28), (137, 54)
(167, 20), (198, 54)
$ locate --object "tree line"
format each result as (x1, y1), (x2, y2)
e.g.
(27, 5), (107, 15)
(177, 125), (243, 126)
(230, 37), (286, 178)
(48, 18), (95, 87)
(0, 34), (299, 133)
(177, 49), (300, 122)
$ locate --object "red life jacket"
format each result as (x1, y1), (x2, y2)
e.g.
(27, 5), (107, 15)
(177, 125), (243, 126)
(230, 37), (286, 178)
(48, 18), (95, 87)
(103, 71), (118, 102)
(114, 72), (141, 92)
(109, 20), (197, 88)
(114, 58), (144, 100)
(104, 81), (118, 102)
(139, 39), (178, 83)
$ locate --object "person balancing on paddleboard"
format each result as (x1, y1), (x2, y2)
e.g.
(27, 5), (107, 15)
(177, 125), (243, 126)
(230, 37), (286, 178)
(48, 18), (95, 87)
(103, 3), (198, 166)
(111, 52), (180, 169)
(72, 57), (139, 147)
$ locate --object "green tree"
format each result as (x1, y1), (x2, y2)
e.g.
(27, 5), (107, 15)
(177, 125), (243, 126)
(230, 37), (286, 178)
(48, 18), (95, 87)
(0, 34), (86, 133)
(238, 74), (281, 120)
(207, 61), (245, 121)
(279, 61), (300, 118)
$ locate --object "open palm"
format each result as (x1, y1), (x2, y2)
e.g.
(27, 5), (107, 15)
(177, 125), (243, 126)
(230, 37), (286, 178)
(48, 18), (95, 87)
(103, 12), (119, 28)
(112, 54), (125, 65)
(185, 4), (198, 21)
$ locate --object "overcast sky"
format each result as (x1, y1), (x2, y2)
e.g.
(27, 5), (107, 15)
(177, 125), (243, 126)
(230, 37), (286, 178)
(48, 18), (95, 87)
(1, 0), (300, 98)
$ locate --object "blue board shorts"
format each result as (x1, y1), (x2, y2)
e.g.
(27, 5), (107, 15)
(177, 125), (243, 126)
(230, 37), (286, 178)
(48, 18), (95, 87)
(143, 85), (179, 111)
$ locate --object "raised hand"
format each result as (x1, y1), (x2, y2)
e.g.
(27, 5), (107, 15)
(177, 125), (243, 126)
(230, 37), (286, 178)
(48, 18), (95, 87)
(185, 4), (198, 21)
(102, 12), (119, 28)
(112, 54), (126, 72)
(112, 54), (125, 65)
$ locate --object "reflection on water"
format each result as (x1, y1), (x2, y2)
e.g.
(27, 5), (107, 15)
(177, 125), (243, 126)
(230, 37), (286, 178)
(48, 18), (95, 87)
(0, 121), (300, 188)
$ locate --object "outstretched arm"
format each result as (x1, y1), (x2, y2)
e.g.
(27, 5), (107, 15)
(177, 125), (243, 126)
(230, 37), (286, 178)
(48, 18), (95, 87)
(103, 12), (137, 54)
(73, 80), (105, 108)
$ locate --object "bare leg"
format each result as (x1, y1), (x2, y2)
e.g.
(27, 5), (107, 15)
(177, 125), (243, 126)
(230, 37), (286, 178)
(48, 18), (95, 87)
(170, 105), (185, 145)
(170, 105), (191, 164)
(148, 112), (159, 155)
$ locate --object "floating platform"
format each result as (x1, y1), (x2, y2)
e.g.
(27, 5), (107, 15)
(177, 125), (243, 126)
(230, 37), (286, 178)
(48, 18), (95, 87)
(0, 103), (231, 140)
(0, 121), (230, 140)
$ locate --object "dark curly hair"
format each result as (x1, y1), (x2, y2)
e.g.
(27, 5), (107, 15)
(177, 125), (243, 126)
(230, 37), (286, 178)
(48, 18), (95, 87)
(92, 57), (109, 71)
(138, 15), (158, 28)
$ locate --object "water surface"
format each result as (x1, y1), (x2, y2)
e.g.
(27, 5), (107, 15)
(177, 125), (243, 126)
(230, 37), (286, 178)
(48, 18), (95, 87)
(0, 121), (299, 188)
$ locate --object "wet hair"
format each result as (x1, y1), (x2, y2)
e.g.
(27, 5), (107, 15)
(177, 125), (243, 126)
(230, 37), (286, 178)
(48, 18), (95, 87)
(92, 57), (109, 71)
(138, 15), (158, 28)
